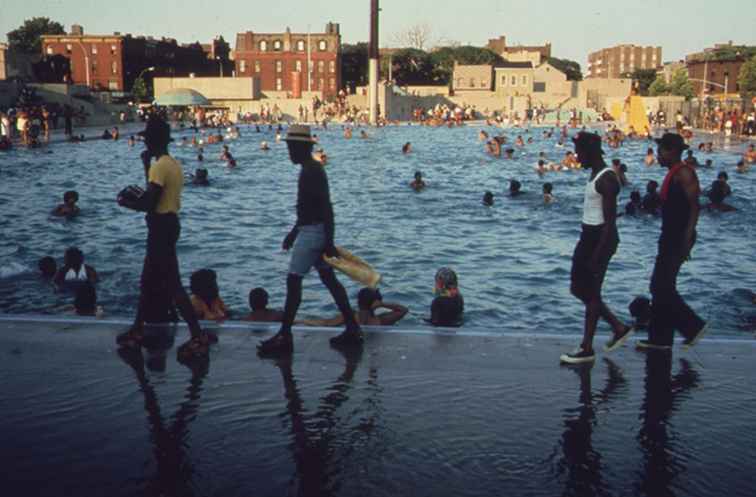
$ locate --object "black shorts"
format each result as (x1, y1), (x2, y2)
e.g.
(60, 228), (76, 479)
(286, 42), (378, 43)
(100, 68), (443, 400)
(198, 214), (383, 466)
(570, 224), (619, 296)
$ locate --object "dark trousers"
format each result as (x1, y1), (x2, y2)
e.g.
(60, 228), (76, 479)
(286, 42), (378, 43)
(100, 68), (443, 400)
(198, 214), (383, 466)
(136, 213), (185, 323)
(647, 249), (705, 346)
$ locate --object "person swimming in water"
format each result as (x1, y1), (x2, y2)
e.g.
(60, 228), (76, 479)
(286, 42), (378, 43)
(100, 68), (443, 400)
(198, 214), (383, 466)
(427, 267), (464, 327)
(642, 180), (661, 215)
(542, 182), (556, 204)
(625, 190), (642, 215)
(38, 256), (57, 279)
(644, 147), (656, 166)
(300, 287), (409, 327)
(192, 168), (209, 186)
(243, 287), (284, 322)
(53, 247), (98, 286)
(509, 179), (523, 197)
(410, 171), (426, 191)
(189, 269), (229, 321)
(402, 142), (412, 154)
(703, 181), (737, 212)
(52, 190), (80, 217)
(482, 191), (494, 206)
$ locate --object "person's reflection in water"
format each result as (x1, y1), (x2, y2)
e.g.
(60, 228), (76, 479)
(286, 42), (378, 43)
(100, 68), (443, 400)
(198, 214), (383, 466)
(118, 329), (209, 497)
(270, 346), (367, 497)
(636, 353), (699, 497)
(555, 359), (627, 497)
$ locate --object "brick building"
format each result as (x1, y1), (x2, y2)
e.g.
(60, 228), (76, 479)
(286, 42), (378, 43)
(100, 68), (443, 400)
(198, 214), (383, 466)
(685, 43), (753, 96)
(40, 25), (231, 92)
(486, 35), (552, 65)
(233, 23), (341, 98)
(587, 44), (661, 78)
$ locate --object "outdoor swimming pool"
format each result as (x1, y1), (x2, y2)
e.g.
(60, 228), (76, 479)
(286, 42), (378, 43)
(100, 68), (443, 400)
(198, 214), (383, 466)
(0, 122), (754, 336)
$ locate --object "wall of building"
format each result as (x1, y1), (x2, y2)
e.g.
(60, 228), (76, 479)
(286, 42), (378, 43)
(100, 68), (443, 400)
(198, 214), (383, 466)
(41, 36), (125, 90)
(495, 68), (533, 97)
(687, 59), (744, 95)
(452, 65), (493, 91)
(579, 77), (632, 108)
(587, 45), (661, 78)
(154, 77), (259, 100)
(234, 24), (341, 98)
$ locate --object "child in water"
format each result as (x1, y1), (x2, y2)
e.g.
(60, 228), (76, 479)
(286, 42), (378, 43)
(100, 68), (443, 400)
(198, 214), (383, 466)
(189, 269), (229, 321)
(243, 287), (284, 322)
(542, 183), (556, 204)
(428, 267), (464, 327)
(410, 171), (426, 191)
(52, 190), (80, 217)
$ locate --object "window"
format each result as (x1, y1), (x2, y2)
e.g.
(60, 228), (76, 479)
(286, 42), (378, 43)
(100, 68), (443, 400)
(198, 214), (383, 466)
(276, 60), (283, 73)
(240, 60), (246, 73)
(108, 80), (118, 90)
(469, 77), (475, 87)
(308, 60), (314, 72)
(296, 40), (305, 52)
(273, 40), (282, 51)
(295, 60), (302, 72)
(521, 75), (527, 86)
(319, 78), (324, 89)
(481, 79), (488, 88)
(318, 60), (324, 73)
(66, 44), (72, 53)
(259, 40), (267, 52)
(91, 60), (97, 72)
(330, 78), (335, 91)
(91, 45), (97, 55)
(46, 46), (53, 55)
(110, 45), (117, 54)
(329, 60), (335, 73)
(254, 61), (260, 73)
(111, 61), (118, 75)
(318, 40), (327, 51)
(534, 82), (546, 92)
(276, 78), (282, 91)
(501, 75), (507, 86)
(511, 76), (516, 86)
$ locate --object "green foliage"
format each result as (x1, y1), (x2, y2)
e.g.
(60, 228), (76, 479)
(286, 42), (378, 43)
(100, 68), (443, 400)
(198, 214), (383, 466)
(630, 69), (658, 96)
(648, 74), (669, 96)
(669, 68), (694, 99)
(430, 46), (503, 85)
(546, 57), (582, 81)
(7, 17), (65, 54)
(700, 45), (756, 62)
(341, 43), (369, 90)
(738, 55), (756, 100)
(131, 77), (148, 102)
(387, 48), (434, 85)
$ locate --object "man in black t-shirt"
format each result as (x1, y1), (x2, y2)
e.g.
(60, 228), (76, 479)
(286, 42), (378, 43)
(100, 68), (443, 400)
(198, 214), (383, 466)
(258, 125), (362, 355)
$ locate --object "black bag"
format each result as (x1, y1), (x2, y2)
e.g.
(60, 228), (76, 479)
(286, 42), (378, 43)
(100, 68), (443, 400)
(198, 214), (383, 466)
(117, 185), (145, 210)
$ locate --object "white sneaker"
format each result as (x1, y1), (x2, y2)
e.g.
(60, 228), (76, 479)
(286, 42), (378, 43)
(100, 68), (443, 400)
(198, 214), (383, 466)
(560, 347), (596, 364)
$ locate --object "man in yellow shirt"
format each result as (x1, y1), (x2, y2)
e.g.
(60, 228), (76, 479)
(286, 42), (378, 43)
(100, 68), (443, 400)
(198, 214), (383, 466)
(117, 115), (216, 359)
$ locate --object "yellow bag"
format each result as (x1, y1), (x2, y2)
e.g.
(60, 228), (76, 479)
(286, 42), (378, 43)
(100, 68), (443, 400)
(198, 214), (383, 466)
(323, 247), (381, 289)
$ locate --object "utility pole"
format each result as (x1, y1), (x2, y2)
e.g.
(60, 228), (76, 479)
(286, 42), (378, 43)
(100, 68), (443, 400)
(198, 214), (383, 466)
(307, 25), (312, 93)
(368, 0), (379, 124)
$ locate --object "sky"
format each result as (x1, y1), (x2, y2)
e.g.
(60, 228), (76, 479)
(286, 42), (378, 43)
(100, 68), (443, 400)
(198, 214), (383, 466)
(1, 0), (754, 68)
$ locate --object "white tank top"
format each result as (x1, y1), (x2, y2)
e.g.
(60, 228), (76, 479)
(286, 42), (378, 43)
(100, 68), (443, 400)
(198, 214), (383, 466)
(65, 267), (88, 282)
(582, 168), (615, 226)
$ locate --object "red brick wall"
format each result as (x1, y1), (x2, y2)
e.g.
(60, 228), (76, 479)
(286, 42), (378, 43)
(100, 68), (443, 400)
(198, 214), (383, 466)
(235, 51), (340, 96)
(41, 37), (125, 90)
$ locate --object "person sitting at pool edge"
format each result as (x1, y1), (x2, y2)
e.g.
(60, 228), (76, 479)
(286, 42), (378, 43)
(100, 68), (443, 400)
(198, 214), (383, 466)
(243, 287), (284, 322)
(410, 171), (426, 191)
(190, 269), (229, 321)
(54, 247), (97, 286)
(427, 267), (464, 327)
(301, 288), (409, 327)
(52, 190), (80, 217)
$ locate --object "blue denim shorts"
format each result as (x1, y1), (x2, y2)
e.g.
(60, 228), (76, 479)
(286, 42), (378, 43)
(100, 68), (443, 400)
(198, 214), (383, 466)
(288, 224), (329, 276)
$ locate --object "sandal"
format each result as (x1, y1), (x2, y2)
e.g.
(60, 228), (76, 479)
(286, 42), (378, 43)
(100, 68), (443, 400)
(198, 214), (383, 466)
(257, 332), (293, 356)
(604, 326), (635, 353)
(116, 327), (145, 349)
(177, 335), (210, 360)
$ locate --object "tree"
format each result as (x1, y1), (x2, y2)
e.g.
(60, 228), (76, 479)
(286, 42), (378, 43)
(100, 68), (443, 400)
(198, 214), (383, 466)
(648, 74), (669, 96)
(387, 48), (434, 86)
(668, 68), (694, 99)
(341, 43), (369, 91)
(738, 55), (756, 101)
(546, 57), (582, 81)
(630, 68), (658, 96)
(131, 77), (148, 102)
(7, 17), (65, 54)
(391, 23), (433, 51)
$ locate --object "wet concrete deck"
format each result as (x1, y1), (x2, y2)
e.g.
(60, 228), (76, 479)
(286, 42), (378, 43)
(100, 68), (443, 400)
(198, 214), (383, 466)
(1, 317), (754, 497)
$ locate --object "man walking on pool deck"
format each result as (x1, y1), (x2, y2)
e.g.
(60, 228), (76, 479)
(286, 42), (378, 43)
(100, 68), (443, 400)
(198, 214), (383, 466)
(561, 132), (633, 364)
(637, 133), (707, 351)
(258, 124), (362, 355)
(116, 115), (215, 359)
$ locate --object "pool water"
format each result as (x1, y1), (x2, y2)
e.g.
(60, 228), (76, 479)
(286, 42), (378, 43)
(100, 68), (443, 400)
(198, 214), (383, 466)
(1, 123), (754, 336)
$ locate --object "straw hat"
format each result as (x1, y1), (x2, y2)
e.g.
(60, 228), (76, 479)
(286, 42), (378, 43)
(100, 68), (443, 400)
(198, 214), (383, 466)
(284, 124), (315, 143)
